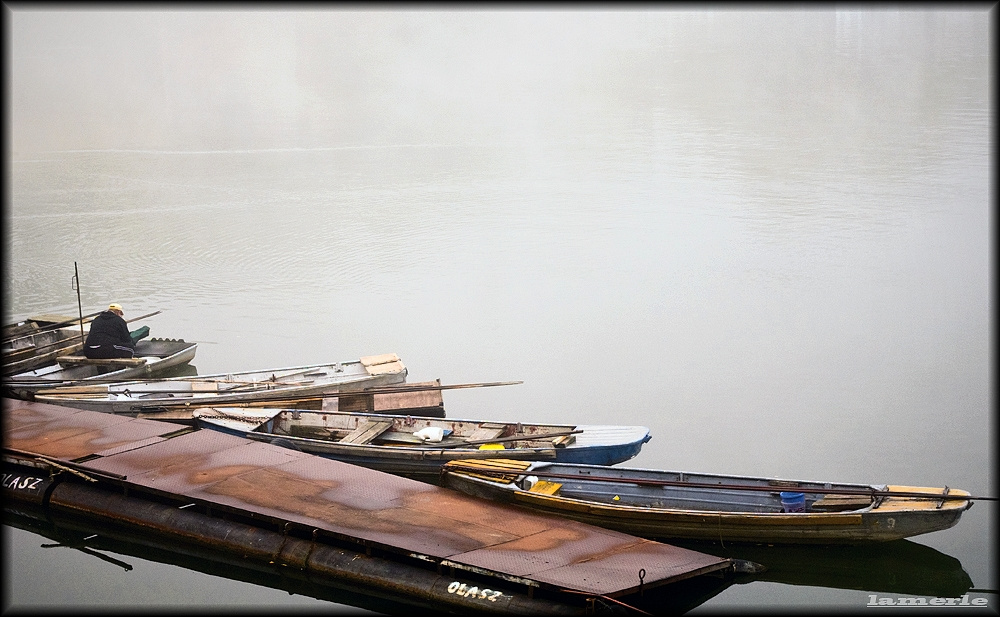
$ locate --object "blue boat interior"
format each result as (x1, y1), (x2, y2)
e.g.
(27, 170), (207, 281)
(518, 464), (881, 514)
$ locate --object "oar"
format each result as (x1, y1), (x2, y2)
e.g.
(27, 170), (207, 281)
(437, 429), (583, 449)
(359, 381), (523, 394)
(3, 380), (526, 414)
(8, 379), (517, 399)
(444, 464), (997, 502)
(170, 381), (525, 408)
(12, 379), (523, 400)
(3, 312), (102, 345)
(4, 337), (83, 358)
(1, 311), (164, 361)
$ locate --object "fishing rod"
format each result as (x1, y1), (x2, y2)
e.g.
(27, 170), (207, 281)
(443, 463), (997, 503)
(73, 262), (85, 347)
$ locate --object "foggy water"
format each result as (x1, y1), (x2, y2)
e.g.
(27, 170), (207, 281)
(4, 9), (993, 614)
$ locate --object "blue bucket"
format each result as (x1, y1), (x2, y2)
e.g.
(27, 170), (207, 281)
(780, 492), (806, 513)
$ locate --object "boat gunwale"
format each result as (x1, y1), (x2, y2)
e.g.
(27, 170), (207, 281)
(198, 408), (653, 449)
(6, 340), (198, 383)
(443, 461), (973, 518)
(27, 368), (405, 403)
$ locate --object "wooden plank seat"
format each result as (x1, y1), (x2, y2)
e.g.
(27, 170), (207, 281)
(57, 355), (147, 367)
(552, 434), (576, 447)
(338, 420), (393, 445)
(288, 424), (340, 440)
(528, 480), (563, 495)
(466, 423), (506, 442)
(810, 494), (873, 512)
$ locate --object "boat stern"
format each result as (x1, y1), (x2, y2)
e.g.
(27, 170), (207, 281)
(864, 485), (973, 541)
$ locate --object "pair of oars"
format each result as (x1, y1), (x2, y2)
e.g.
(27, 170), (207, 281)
(434, 429), (583, 449)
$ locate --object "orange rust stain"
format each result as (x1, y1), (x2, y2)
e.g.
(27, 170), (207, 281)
(200, 467), (515, 550)
(404, 489), (552, 537)
(8, 426), (81, 445)
(137, 453), (216, 474)
(201, 468), (399, 530)
(488, 526), (587, 552)
(11, 428), (111, 459)
(5, 406), (52, 425)
(366, 502), (520, 547)
(186, 465), (263, 485)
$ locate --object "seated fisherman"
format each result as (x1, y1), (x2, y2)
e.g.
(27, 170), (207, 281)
(83, 303), (146, 359)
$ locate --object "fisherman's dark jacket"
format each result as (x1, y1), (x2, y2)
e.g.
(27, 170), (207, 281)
(84, 311), (134, 349)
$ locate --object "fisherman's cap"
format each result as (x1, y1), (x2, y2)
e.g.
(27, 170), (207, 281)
(108, 303), (123, 312)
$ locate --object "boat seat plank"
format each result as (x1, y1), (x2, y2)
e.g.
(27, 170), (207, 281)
(57, 355), (147, 367)
(364, 361), (405, 376)
(339, 420), (393, 444)
(289, 424), (339, 440)
(528, 481), (563, 495)
(467, 424), (506, 442)
(810, 495), (872, 512)
(359, 353), (400, 367)
(552, 434), (576, 447)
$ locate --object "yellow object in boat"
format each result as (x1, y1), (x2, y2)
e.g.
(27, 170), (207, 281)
(479, 443), (505, 450)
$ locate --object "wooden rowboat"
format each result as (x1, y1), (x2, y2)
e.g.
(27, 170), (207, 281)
(5, 338), (198, 384)
(3, 311), (161, 376)
(441, 459), (973, 544)
(194, 407), (652, 483)
(12, 353), (407, 415)
(2, 314), (91, 376)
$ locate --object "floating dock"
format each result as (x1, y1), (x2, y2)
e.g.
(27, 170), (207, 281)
(3, 398), (732, 614)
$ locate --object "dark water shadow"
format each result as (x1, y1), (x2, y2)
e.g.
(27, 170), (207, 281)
(3, 509), (430, 615)
(4, 507), (736, 616)
(668, 538), (973, 599)
(155, 362), (200, 378)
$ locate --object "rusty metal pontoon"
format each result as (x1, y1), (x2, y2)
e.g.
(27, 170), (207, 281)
(3, 398), (732, 614)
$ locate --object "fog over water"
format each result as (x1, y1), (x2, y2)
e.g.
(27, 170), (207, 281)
(5, 8), (994, 614)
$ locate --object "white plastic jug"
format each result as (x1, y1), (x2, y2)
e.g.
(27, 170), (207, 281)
(413, 426), (445, 442)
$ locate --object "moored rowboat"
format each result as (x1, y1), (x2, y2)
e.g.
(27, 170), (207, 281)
(13, 353), (407, 415)
(194, 407), (652, 484)
(6, 338), (198, 384)
(2, 315), (91, 376)
(3, 311), (161, 376)
(441, 459), (973, 544)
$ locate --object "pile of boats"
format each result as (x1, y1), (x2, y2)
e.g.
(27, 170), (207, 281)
(1, 310), (976, 545)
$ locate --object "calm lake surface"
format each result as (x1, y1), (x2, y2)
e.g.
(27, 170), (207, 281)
(4, 9), (993, 614)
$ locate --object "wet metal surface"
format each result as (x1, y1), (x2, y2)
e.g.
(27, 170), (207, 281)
(5, 403), (176, 460)
(2, 398), (729, 597)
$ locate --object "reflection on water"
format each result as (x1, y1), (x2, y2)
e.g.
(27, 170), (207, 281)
(673, 538), (973, 599)
(5, 504), (977, 613)
(154, 362), (199, 379)
(4, 506), (736, 616)
(4, 510), (411, 615)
